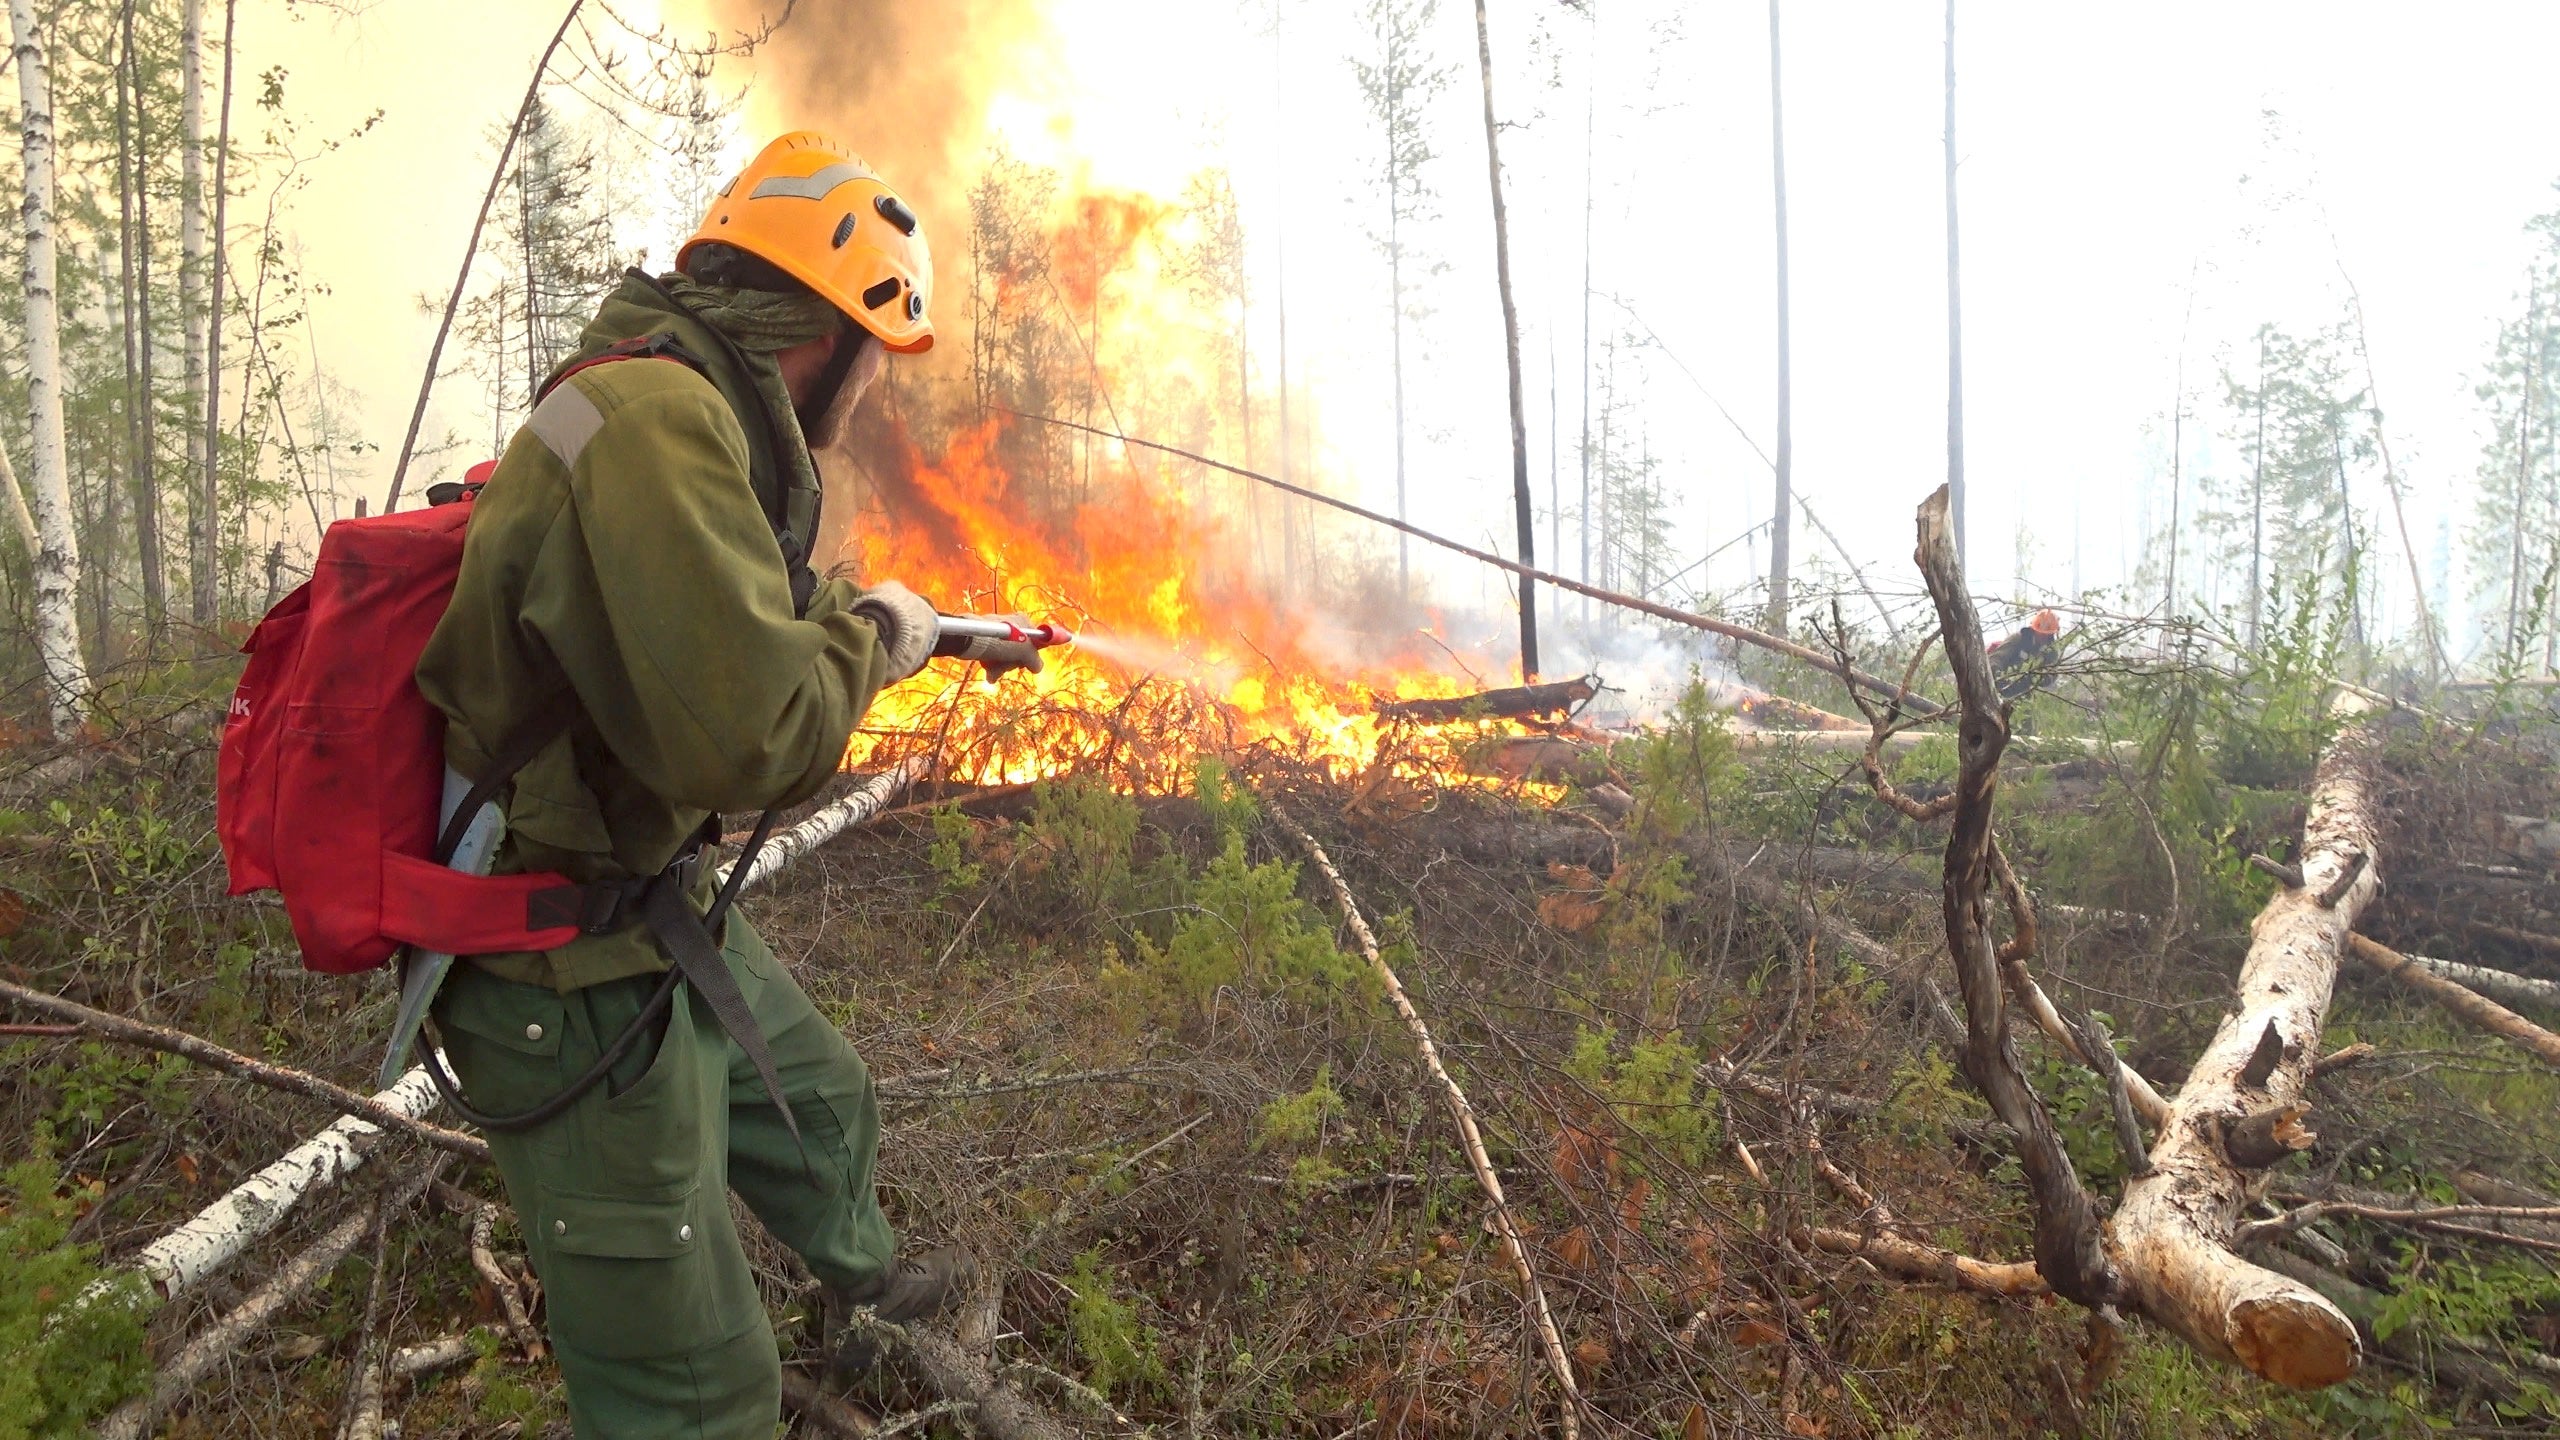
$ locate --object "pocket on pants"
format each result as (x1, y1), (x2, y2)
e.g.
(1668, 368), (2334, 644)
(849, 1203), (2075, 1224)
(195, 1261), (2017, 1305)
(571, 984), (709, 1201)
(432, 968), (572, 1154)
(532, 1186), (754, 1361)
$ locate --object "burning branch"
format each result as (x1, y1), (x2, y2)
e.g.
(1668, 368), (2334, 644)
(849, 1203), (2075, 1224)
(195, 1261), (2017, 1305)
(1375, 676), (1596, 725)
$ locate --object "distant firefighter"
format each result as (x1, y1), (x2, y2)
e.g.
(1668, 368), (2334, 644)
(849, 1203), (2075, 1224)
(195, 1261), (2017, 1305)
(1986, 608), (2062, 702)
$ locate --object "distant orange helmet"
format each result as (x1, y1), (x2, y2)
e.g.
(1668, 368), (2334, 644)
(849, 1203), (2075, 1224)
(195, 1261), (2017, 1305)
(2030, 608), (2061, 636)
(677, 132), (935, 354)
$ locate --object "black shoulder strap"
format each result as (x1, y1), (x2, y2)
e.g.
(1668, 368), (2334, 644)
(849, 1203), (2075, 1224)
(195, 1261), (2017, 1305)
(434, 681), (579, 865)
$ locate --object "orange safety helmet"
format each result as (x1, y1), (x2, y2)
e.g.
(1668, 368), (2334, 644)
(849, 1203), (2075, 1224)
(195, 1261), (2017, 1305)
(2029, 608), (2061, 636)
(677, 132), (935, 354)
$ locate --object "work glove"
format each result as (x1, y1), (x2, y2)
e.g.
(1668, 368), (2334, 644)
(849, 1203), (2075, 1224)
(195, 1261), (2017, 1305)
(848, 581), (939, 680)
(932, 617), (1046, 682)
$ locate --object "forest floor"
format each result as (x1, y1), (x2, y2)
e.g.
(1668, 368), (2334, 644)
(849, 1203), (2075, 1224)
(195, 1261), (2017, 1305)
(6, 614), (2560, 1439)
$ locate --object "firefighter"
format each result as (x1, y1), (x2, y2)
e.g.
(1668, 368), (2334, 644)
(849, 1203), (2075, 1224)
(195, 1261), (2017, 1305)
(1987, 607), (2063, 703)
(415, 133), (1026, 1438)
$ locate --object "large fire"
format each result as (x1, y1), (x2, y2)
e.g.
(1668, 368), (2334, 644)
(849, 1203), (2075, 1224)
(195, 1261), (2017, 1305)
(837, 407), (1496, 790)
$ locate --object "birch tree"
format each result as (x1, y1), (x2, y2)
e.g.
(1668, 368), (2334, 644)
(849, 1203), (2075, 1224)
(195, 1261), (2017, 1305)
(10, 0), (94, 734)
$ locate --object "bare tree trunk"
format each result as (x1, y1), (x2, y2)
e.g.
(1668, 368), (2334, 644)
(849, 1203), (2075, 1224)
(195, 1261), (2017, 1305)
(2250, 331), (2266, 648)
(1913, 484), (2120, 1310)
(1578, 5), (1594, 623)
(1472, 0), (1540, 681)
(2514, 285), (2539, 656)
(10, 0), (91, 735)
(117, 0), (144, 645)
(2110, 692), (2380, 1389)
(1390, 183), (1408, 596)
(196, 0), (237, 624)
(181, 0), (206, 625)
(1942, 0), (1965, 564)
(384, 0), (585, 512)
(2336, 267), (2444, 679)
(1766, 0), (1794, 634)
(127, 0), (165, 639)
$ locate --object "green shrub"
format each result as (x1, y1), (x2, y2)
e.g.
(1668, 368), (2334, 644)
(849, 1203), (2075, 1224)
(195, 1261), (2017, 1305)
(1130, 835), (1369, 1016)
(0, 1146), (157, 1435)
(1561, 1026), (1717, 1174)
(1064, 1250), (1164, 1398)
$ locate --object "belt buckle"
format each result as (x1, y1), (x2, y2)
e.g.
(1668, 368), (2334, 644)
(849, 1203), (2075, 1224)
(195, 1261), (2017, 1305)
(667, 847), (705, 893)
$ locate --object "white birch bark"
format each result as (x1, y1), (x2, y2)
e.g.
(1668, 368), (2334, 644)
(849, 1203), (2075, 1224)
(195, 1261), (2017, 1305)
(725, 758), (925, 891)
(2110, 691), (2381, 1389)
(2406, 953), (2560, 1015)
(0, 438), (40, 558)
(8, 0), (90, 734)
(128, 1065), (443, 1299)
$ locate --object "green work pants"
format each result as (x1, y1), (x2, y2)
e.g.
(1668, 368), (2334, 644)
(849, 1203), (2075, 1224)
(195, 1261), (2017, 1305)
(434, 916), (895, 1439)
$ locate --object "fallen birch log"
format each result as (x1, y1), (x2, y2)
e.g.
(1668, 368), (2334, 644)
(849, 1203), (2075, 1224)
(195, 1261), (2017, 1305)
(2109, 690), (2382, 1390)
(96, 1161), (443, 1440)
(2346, 935), (2560, 1070)
(128, 1066), (446, 1299)
(1272, 804), (1586, 1440)
(728, 757), (927, 890)
(97, 759), (925, 1298)
(2397, 952), (2560, 1016)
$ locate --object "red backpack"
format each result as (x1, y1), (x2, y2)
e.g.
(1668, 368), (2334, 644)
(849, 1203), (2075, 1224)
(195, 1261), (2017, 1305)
(215, 490), (590, 972)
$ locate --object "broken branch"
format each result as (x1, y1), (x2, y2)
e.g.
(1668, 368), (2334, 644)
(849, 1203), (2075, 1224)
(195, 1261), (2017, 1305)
(2347, 934), (2560, 1070)
(1913, 484), (2121, 1313)
(0, 980), (489, 1162)
(1271, 804), (1585, 1440)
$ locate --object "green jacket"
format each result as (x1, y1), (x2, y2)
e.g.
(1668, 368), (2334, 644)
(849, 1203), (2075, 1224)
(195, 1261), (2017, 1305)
(416, 280), (893, 992)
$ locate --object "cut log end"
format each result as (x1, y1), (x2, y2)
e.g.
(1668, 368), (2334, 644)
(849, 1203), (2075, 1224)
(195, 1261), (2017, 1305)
(2229, 1294), (2362, 1390)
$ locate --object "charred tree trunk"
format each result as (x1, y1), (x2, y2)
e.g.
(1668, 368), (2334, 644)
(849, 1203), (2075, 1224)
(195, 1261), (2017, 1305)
(2110, 692), (2380, 1389)
(1472, 0), (1540, 682)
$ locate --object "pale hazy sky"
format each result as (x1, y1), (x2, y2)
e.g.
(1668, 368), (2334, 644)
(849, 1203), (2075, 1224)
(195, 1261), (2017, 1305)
(250, 1), (2560, 664)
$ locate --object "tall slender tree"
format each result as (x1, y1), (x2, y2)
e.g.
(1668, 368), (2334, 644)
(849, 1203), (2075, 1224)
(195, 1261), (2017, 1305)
(181, 0), (208, 612)
(197, 0), (238, 621)
(1470, 0), (1539, 680)
(2250, 329), (2267, 646)
(127, 0), (166, 637)
(1765, 0), (1794, 634)
(10, 0), (93, 732)
(1577, 0), (1594, 623)
(1352, 0), (1452, 598)
(1942, 0), (1965, 563)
